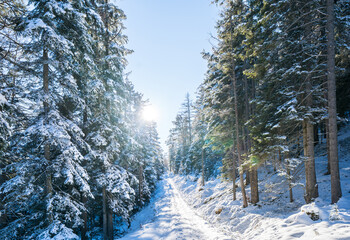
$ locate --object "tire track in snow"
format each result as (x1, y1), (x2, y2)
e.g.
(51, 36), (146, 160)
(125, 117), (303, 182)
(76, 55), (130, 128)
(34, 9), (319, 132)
(119, 177), (232, 240)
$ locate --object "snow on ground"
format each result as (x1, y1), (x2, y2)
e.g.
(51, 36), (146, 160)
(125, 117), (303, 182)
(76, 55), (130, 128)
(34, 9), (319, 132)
(120, 125), (350, 240)
(119, 177), (232, 240)
(171, 125), (350, 240)
(173, 174), (350, 240)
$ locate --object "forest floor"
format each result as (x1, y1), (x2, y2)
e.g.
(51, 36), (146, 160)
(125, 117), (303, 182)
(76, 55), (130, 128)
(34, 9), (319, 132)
(119, 125), (350, 240)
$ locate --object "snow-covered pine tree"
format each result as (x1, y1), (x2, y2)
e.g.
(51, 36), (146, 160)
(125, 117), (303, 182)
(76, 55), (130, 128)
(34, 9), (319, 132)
(203, 0), (251, 207)
(190, 87), (223, 181)
(0, 0), (29, 227)
(0, 0), (103, 238)
(119, 90), (164, 209)
(141, 122), (164, 191)
(0, 0), (26, 172)
(334, 0), (350, 120)
(180, 93), (193, 174)
(0, 0), (165, 238)
(166, 128), (179, 173)
(200, 52), (236, 182)
(79, 1), (139, 239)
(167, 114), (186, 174)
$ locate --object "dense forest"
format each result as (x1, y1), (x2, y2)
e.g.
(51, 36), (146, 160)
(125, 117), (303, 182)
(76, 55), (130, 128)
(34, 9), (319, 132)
(0, 0), (164, 239)
(167, 0), (349, 207)
(1, 0), (350, 239)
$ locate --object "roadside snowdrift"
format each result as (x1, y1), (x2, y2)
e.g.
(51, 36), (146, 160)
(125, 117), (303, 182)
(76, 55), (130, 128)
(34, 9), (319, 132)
(172, 126), (350, 240)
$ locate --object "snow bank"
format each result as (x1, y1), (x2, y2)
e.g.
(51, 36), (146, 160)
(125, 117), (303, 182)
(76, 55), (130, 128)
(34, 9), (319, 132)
(172, 173), (350, 239)
(121, 125), (350, 239)
(171, 126), (350, 240)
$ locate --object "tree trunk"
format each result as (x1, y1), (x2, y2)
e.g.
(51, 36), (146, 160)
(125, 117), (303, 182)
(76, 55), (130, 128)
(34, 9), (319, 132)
(303, 117), (319, 203)
(278, 149), (282, 163)
(44, 144), (51, 195)
(232, 146), (236, 201)
(301, 0), (318, 204)
(229, 10), (247, 207)
(314, 123), (319, 146)
(306, 118), (318, 202)
(102, 186), (108, 240)
(326, 0), (342, 204)
(286, 154), (294, 203)
(244, 67), (250, 152)
(326, 119), (331, 175)
(250, 166), (259, 204)
(302, 121), (310, 202)
(232, 62), (248, 208)
(201, 147), (205, 186)
(248, 73), (259, 204)
(243, 66), (251, 188)
(103, 0), (111, 111)
(273, 153), (277, 172)
(43, 47), (53, 223)
(43, 48), (49, 113)
(245, 171), (250, 186)
(139, 164), (143, 204)
(107, 205), (113, 240)
(242, 131), (250, 186)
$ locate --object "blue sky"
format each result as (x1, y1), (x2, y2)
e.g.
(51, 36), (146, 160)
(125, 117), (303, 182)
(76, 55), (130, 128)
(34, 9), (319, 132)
(117, 0), (218, 150)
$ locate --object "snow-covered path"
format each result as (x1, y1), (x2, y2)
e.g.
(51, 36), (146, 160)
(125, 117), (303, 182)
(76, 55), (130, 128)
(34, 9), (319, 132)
(119, 177), (232, 240)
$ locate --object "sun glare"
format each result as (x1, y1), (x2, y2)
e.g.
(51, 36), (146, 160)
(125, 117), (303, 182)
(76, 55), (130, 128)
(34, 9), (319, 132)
(142, 105), (159, 122)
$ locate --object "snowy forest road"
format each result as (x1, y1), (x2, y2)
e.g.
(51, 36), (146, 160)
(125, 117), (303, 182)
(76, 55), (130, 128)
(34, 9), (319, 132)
(119, 176), (232, 240)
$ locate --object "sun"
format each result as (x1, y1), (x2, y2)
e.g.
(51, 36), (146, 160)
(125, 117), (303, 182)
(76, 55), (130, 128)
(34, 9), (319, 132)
(142, 105), (159, 122)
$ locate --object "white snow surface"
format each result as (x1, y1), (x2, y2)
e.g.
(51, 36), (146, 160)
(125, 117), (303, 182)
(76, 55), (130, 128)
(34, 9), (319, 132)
(171, 175), (350, 240)
(120, 125), (350, 239)
(119, 177), (232, 240)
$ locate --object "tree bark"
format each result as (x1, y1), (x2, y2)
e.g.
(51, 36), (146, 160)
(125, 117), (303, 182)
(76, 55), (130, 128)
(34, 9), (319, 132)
(302, 121), (310, 202)
(43, 47), (53, 223)
(250, 166), (259, 204)
(248, 72), (259, 204)
(242, 130), (250, 186)
(326, 0), (342, 204)
(306, 75), (318, 201)
(306, 117), (318, 202)
(303, 115), (319, 203)
(286, 155), (294, 203)
(301, 0), (318, 204)
(103, 0), (111, 110)
(107, 205), (113, 240)
(139, 164), (143, 204)
(43, 48), (49, 113)
(229, 9), (247, 207)
(102, 186), (108, 240)
(81, 195), (88, 240)
(232, 61), (248, 208)
(326, 119), (331, 175)
(243, 66), (250, 187)
(232, 146), (236, 201)
(201, 147), (205, 186)
(314, 123), (319, 146)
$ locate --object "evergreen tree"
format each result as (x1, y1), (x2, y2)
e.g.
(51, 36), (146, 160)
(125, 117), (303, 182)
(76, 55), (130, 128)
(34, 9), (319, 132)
(0, 0), (99, 238)
(326, 0), (341, 204)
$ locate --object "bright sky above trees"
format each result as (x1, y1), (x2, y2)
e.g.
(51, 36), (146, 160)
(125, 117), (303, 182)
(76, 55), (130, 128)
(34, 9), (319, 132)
(117, 0), (218, 149)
